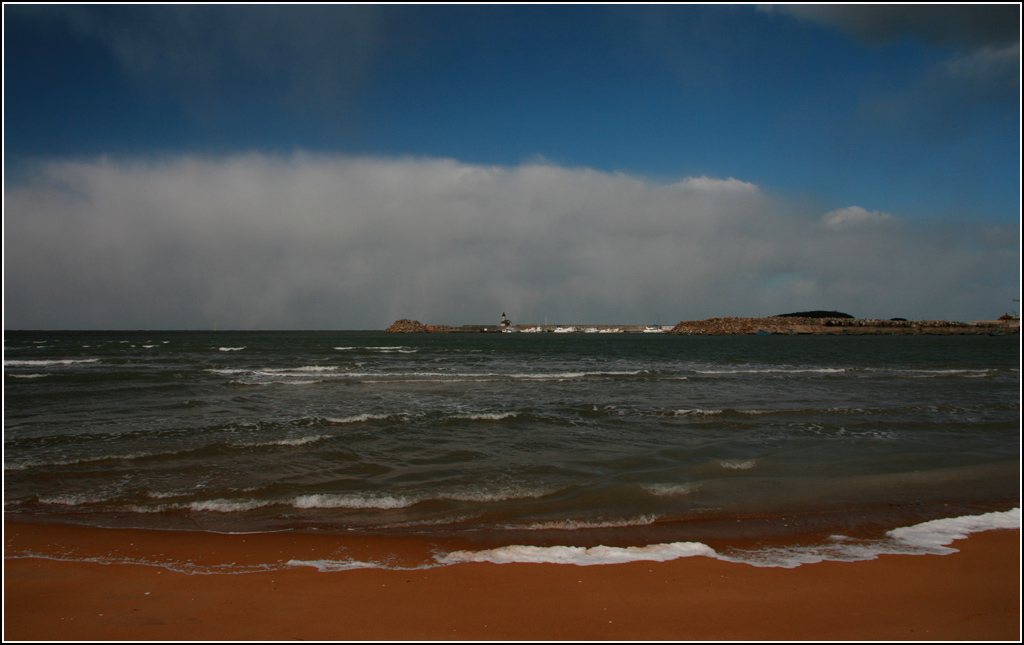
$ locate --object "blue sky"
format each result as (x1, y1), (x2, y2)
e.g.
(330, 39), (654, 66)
(3, 4), (1020, 329)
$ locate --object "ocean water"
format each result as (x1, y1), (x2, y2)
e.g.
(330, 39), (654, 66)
(4, 330), (1020, 569)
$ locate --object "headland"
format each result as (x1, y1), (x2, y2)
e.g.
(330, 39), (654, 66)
(385, 315), (1020, 335)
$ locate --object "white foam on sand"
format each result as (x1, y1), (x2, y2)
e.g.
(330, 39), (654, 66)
(716, 507), (1021, 568)
(886, 507), (1021, 553)
(434, 508), (1021, 569)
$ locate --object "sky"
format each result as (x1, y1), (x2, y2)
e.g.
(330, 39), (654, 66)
(3, 4), (1020, 330)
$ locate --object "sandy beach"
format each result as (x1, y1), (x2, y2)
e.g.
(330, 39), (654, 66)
(3, 521), (1019, 641)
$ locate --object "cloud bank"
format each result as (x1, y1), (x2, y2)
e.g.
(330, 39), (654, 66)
(4, 154), (1018, 329)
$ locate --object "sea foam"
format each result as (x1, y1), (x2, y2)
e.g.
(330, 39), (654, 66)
(886, 507), (1021, 553)
(435, 508), (1020, 569)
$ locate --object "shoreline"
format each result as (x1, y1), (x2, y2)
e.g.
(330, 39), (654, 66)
(4, 520), (1019, 640)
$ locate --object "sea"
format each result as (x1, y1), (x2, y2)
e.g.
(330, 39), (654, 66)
(3, 330), (1020, 571)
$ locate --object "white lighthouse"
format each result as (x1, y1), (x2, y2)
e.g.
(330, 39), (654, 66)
(500, 312), (516, 332)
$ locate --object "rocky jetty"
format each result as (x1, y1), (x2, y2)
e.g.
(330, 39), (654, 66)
(668, 317), (1008, 335)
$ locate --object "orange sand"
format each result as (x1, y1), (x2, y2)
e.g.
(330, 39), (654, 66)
(3, 522), (1020, 641)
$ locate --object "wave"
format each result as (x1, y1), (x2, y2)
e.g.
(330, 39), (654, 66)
(2, 551), (281, 576)
(292, 493), (416, 510)
(4, 358), (100, 366)
(21, 484), (562, 514)
(210, 366), (344, 376)
(7, 505), (1017, 574)
(673, 408), (723, 416)
(438, 541), (715, 566)
(515, 515), (660, 531)
(900, 368), (995, 379)
(644, 483), (700, 497)
(267, 366), (344, 374)
(720, 459), (757, 470)
(451, 412), (518, 421)
(291, 484), (556, 510)
(324, 413), (406, 425)
(716, 508), (1021, 568)
(258, 434), (327, 447)
(689, 366), (1000, 380)
(506, 370), (644, 380)
(657, 404), (998, 419)
(439, 486), (555, 504)
(36, 492), (117, 506)
(359, 370), (642, 381)
(5, 448), (193, 471)
(694, 367), (847, 375)
(188, 498), (275, 513)
(887, 507), (1021, 552)
(5, 414), (407, 471)
(218, 347), (246, 352)
(437, 508), (1020, 569)
(285, 558), (419, 572)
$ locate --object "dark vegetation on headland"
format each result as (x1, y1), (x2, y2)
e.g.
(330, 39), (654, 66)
(666, 316), (1016, 335)
(386, 315), (1019, 335)
(776, 310), (853, 319)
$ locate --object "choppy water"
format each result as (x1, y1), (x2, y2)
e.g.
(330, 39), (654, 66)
(4, 330), (1019, 566)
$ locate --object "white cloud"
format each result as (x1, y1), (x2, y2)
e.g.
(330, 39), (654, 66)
(821, 206), (894, 230)
(3, 153), (1018, 329)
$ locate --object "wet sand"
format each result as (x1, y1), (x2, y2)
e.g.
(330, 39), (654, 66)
(3, 521), (1019, 641)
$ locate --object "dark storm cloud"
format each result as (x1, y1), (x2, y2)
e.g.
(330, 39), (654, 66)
(36, 4), (383, 122)
(773, 4), (1019, 49)
(769, 4), (1020, 148)
(4, 154), (1017, 330)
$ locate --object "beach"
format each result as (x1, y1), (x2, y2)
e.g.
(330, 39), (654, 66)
(5, 331), (1019, 640)
(3, 521), (1020, 641)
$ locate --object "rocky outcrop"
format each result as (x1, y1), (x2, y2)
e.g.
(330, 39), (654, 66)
(384, 319), (437, 333)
